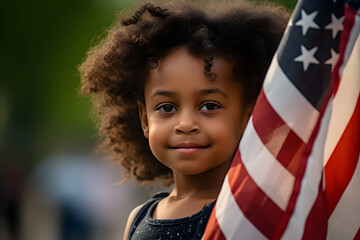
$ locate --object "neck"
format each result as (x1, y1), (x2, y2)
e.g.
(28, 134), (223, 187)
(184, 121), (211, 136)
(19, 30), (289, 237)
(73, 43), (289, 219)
(170, 158), (232, 201)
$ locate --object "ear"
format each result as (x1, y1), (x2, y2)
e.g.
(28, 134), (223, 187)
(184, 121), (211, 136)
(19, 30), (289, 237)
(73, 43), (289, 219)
(137, 101), (149, 139)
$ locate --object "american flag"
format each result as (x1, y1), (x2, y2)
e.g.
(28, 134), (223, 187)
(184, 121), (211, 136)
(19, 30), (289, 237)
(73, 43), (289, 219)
(203, 0), (360, 239)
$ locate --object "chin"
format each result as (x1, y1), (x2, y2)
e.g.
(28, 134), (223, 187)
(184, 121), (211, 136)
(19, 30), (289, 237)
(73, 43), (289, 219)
(173, 167), (205, 176)
(175, 165), (219, 176)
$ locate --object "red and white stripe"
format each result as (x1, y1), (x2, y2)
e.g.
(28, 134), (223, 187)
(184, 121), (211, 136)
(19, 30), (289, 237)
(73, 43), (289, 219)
(325, 5), (360, 239)
(203, 4), (360, 240)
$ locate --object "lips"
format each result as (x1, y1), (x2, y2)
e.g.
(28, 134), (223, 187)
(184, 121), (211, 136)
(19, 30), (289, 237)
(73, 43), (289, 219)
(170, 142), (209, 154)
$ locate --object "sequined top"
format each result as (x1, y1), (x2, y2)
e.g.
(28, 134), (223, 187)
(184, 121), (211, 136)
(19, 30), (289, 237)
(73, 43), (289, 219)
(128, 192), (216, 240)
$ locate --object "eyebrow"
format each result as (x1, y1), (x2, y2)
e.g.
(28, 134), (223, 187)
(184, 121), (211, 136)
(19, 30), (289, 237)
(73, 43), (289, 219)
(150, 90), (175, 100)
(199, 88), (228, 99)
(150, 88), (228, 100)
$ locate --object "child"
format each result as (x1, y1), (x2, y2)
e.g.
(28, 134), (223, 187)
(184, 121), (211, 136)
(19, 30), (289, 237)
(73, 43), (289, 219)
(79, 1), (289, 239)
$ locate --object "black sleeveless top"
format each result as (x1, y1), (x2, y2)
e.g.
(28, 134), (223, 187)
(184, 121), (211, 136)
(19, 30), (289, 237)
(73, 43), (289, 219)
(128, 192), (216, 240)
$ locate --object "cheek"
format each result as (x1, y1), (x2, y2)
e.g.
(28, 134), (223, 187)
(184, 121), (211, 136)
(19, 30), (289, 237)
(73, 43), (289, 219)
(207, 114), (245, 150)
(148, 118), (170, 140)
(147, 119), (171, 158)
(229, 105), (248, 137)
(206, 120), (239, 147)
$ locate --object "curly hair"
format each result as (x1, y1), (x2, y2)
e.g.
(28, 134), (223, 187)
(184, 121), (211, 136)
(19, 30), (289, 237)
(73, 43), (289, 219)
(79, 0), (290, 186)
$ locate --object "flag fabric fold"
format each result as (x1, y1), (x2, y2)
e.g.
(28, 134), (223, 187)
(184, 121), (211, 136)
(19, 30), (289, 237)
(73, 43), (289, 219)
(203, 0), (360, 239)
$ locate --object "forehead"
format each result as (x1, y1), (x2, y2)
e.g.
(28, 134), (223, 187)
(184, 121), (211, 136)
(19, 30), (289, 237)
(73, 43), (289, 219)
(145, 47), (240, 96)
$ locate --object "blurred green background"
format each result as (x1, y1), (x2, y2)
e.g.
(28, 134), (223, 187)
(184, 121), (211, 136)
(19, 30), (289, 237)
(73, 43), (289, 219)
(0, 0), (296, 239)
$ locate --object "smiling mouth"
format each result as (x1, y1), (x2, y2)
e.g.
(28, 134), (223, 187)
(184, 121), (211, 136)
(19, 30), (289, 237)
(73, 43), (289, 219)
(170, 143), (209, 154)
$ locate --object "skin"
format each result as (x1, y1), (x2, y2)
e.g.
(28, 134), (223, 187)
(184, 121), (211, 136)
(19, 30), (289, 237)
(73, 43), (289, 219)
(124, 46), (252, 239)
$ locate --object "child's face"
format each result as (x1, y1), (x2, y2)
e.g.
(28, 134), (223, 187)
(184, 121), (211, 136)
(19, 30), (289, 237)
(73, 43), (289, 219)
(139, 46), (251, 176)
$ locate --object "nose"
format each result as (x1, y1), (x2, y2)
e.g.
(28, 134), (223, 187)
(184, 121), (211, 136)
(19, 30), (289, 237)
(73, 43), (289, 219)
(174, 111), (200, 135)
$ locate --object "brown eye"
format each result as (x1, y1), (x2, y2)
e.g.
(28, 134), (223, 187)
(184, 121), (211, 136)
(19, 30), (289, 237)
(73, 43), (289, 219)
(200, 103), (220, 111)
(157, 104), (176, 113)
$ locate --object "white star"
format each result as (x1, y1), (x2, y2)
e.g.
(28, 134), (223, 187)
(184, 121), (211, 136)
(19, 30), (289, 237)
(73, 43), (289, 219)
(295, 10), (319, 35)
(325, 49), (339, 71)
(325, 14), (345, 38)
(294, 45), (320, 71)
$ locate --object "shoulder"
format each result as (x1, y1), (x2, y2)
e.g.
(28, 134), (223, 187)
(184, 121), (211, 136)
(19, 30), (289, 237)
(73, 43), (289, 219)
(123, 192), (169, 240)
(123, 204), (144, 240)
